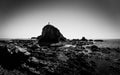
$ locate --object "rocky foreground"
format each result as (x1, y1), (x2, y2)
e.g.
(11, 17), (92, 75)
(0, 39), (120, 75)
(0, 24), (120, 75)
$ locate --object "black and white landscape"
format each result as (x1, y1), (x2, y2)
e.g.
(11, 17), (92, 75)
(0, 0), (120, 75)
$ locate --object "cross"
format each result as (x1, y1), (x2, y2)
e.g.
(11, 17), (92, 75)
(48, 22), (50, 25)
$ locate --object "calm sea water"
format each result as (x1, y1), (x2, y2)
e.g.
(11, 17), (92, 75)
(94, 39), (120, 48)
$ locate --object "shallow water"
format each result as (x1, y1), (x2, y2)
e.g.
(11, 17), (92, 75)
(94, 39), (120, 48)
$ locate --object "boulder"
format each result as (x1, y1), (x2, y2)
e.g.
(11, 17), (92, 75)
(37, 24), (66, 46)
(0, 45), (30, 69)
(90, 45), (99, 52)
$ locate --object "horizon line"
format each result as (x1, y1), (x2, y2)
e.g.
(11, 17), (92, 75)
(0, 37), (120, 40)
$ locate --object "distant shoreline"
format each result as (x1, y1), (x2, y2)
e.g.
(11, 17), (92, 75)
(0, 38), (120, 41)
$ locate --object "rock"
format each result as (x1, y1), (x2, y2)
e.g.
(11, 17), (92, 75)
(63, 44), (76, 48)
(0, 45), (29, 69)
(37, 24), (66, 46)
(0, 45), (10, 58)
(31, 37), (37, 40)
(15, 46), (31, 55)
(81, 37), (88, 41)
(90, 45), (99, 52)
(30, 57), (40, 63)
(94, 39), (104, 42)
(57, 52), (69, 62)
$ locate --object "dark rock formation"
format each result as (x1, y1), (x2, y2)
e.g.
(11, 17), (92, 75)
(81, 37), (88, 41)
(31, 37), (37, 40)
(94, 39), (104, 42)
(90, 45), (99, 52)
(0, 45), (29, 69)
(37, 24), (66, 46)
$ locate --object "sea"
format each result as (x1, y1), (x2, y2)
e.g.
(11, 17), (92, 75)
(94, 39), (120, 48)
(0, 38), (120, 48)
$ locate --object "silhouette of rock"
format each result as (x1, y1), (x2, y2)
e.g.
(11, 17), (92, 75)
(94, 39), (103, 42)
(31, 37), (37, 40)
(81, 37), (88, 41)
(38, 23), (66, 46)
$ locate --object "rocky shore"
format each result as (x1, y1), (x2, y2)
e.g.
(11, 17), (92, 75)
(0, 39), (120, 75)
(0, 25), (120, 75)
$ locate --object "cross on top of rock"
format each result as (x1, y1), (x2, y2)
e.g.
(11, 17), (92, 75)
(48, 22), (51, 25)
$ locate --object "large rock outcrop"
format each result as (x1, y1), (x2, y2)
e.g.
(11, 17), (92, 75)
(37, 24), (66, 46)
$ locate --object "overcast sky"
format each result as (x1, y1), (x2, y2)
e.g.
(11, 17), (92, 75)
(0, 0), (120, 39)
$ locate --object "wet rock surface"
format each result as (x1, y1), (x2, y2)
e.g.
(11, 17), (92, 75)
(0, 39), (120, 75)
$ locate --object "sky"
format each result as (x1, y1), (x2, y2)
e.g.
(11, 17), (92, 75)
(0, 0), (120, 39)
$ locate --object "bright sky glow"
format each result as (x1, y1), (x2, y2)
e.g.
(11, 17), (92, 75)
(0, 0), (120, 39)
